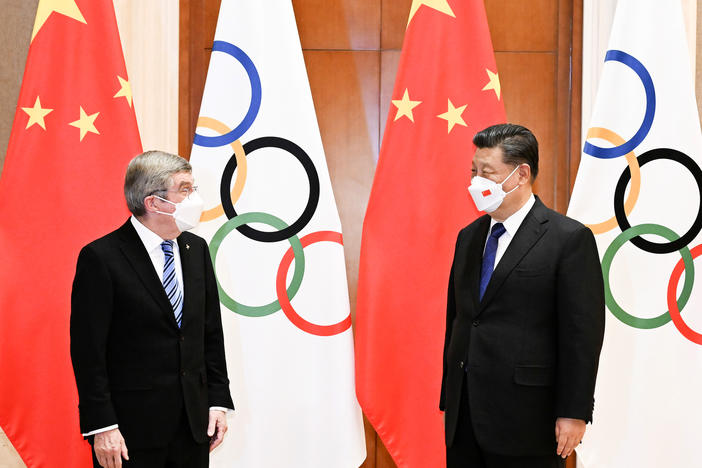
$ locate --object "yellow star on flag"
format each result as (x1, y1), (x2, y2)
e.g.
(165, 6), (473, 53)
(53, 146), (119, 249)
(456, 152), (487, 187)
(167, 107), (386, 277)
(407, 0), (455, 26)
(482, 68), (501, 100)
(113, 76), (133, 107)
(437, 99), (467, 133)
(31, 0), (87, 42)
(21, 97), (53, 130)
(392, 89), (422, 123)
(69, 106), (100, 141)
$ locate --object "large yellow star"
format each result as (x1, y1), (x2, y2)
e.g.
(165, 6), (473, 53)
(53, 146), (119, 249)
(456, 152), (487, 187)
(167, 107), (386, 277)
(407, 0), (455, 26)
(21, 97), (53, 130)
(482, 68), (501, 100)
(391, 89), (422, 122)
(32, 0), (87, 42)
(69, 106), (100, 141)
(113, 76), (133, 107)
(437, 99), (467, 133)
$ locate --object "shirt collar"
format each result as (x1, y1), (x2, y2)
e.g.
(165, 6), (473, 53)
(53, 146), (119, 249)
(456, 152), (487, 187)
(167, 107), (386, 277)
(490, 193), (535, 237)
(130, 215), (168, 253)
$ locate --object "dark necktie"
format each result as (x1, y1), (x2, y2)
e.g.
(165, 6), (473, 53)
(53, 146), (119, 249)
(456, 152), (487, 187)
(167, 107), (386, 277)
(479, 223), (506, 300)
(161, 240), (183, 327)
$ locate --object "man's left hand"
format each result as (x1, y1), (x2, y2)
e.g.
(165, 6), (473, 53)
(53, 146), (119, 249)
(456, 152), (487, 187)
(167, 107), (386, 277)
(555, 417), (586, 459)
(207, 409), (228, 452)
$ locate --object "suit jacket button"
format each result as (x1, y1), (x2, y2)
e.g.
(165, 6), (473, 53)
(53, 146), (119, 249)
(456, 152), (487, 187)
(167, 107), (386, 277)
(179, 335), (185, 342)
(472, 320), (480, 327)
(459, 361), (464, 369)
(181, 370), (186, 376)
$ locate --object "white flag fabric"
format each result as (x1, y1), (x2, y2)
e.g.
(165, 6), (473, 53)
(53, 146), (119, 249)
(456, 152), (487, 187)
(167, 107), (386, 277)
(568, 1), (702, 467)
(188, 1), (366, 466)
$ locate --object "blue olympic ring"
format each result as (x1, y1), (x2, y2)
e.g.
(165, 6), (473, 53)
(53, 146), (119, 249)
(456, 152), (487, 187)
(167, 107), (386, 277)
(583, 50), (656, 159)
(193, 41), (262, 148)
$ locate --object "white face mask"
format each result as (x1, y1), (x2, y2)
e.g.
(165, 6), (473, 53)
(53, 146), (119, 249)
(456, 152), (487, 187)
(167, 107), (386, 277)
(467, 165), (521, 213)
(154, 192), (205, 231)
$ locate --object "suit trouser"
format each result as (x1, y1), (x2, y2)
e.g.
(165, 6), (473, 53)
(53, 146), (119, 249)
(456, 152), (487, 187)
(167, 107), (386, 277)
(446, 373), (565, 468)
(91, 406), (209, 468)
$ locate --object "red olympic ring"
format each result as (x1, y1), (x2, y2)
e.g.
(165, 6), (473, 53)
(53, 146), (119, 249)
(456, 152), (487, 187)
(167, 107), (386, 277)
(667, 244), (702, 344)
(275, 230), (353, 336)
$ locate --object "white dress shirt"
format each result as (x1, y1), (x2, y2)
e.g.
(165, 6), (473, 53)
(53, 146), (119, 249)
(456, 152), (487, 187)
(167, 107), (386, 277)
(484, 194), (536, 267)
(83, 217), (225, 437)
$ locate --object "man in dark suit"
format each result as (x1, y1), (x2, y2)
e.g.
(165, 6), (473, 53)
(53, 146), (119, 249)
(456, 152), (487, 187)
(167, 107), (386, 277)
(441, 124), (605, 468)
(71, 150), (234, 468)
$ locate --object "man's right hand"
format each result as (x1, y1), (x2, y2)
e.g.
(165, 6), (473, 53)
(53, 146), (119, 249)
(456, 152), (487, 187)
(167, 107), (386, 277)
(93, 428), (129, 468)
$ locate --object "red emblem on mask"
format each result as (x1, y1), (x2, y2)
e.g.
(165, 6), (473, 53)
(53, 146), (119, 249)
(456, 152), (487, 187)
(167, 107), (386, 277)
(481, 189), (491, 197)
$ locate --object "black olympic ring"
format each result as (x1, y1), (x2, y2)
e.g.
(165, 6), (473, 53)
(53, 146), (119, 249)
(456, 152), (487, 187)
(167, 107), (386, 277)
(614, 147), (702, 254)
(220, 136), (320, 243)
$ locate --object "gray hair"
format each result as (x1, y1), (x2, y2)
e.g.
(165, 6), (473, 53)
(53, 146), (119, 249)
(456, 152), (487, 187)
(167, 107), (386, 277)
(124, 150), (192, 216)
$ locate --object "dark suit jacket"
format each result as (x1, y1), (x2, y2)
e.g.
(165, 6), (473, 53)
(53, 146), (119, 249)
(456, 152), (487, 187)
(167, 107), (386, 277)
(70, 219), (233, 449)
(440, 197), (605, 456)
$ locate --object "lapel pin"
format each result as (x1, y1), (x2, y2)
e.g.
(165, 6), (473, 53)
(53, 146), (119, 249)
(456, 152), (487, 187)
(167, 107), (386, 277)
(186, 244), (190, 250)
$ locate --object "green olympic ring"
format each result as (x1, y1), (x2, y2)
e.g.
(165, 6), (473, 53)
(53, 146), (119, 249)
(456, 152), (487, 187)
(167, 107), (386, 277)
(209, 212), (305, 317)
(602, 223), (695, 329)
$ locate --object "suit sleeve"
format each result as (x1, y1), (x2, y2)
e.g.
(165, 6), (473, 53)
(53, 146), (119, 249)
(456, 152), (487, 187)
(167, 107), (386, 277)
(203, 243), (234, 410)
(70, 245), (118, 434)
(440, 234), (460, 411)
(555, 225), (605, 422)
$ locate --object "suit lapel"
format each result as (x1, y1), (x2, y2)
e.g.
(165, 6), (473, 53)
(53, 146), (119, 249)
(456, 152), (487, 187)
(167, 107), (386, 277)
(117, 220), (179, 328)
(176, 235), (195, 328)
(477, 198), (549, 314)
(467, 217), (491, 316)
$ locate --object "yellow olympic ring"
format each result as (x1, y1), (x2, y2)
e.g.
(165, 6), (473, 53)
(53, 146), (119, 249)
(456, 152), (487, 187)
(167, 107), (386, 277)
(196, 116), (248, 222)
(584, 127), (641, 234)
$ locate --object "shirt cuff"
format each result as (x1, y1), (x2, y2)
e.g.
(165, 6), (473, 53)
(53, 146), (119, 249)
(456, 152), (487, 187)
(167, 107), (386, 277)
(82, 424), (119, 437)
(209, 406), (231, 413)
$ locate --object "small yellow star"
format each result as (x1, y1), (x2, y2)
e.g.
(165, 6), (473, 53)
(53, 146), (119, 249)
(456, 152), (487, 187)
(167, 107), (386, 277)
(21, 97), (53, 130)
(113, 76), (133, 107)
(407, 0), (455, 26)
(437, 99), (467, 133)
(482, 69), (501, 100)
(391, 89), (422, 122)
(31, 0), (86, 42)
(69, 106), (100, 141)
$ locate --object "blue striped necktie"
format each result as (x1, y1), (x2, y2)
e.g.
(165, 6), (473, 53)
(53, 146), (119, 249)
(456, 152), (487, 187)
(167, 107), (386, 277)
(160, 240), (183, 327)
(479, 223), (506, 300)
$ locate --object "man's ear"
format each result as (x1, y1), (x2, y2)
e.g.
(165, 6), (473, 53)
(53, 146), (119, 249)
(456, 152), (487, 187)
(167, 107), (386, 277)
(143, 195), (158, 213)
(518, 164), (531, 184)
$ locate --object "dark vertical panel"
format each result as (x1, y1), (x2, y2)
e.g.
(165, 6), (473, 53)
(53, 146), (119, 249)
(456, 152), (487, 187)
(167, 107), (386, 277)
(302, 49), (379, 321)
(486, 0), (558, 51)
(178, 0), (220, 159)
(293, 0), (380, 50)
(381, 0), (411, 49)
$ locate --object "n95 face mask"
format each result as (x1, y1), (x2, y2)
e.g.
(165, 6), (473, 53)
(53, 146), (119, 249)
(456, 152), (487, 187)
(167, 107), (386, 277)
(155, 192), (205, 231)
(467, 165), (520, 213)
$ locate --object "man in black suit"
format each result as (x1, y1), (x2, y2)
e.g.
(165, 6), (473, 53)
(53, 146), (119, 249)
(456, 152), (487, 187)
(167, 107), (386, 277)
(441, 124), (605, 468)
(71, 150), (234, 468)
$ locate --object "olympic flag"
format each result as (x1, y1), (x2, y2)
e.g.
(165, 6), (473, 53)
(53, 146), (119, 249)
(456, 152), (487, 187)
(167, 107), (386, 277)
(567, 1), (702, 466)
(188, 1), (366, 466)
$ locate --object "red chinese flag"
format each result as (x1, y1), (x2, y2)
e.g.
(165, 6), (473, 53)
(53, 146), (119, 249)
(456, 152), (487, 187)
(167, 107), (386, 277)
(355, 1), (505, 466)
(0, 1), (141, 466)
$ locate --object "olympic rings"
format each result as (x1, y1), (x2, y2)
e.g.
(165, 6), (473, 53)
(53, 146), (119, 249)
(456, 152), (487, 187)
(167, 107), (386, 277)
(583, 127), (641, 234)
(220, 136), (320, 243)
(193, 41), (262, 148)
(583, 50), (655, 159)
(209, 212), (305, 317)
(667, 244), (702, 344)
(196, 117), (248, 222)
(198, 42), (348, 337)
(613, 148), (702, 254)
(601, 224), (695, 329)
(275, 231), (352, 336)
